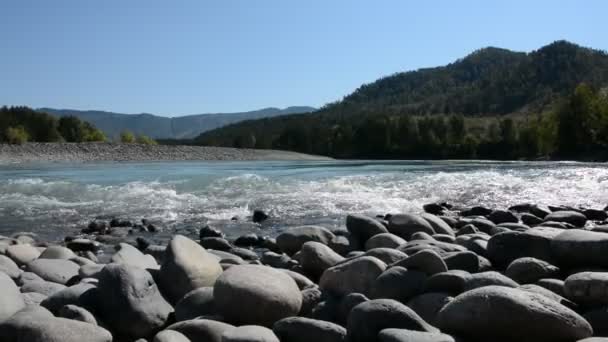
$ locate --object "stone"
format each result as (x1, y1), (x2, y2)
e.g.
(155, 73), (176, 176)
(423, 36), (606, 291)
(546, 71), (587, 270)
(460, 206), (492, 216)
(175, 287), (216, 322)
(320, 256), (386, 297)
(437, 286), (592, 341)
(328, 234), (359, 256)
(536, 278), (566, 297)
(280, 269), (315, 290)
(166, 319), (234, 342)
(346, 214), (389, 242)
(388, 214), (435, 239)
(299, 286), (323, 316)
(66, 238), (101, 252)
(371, 267), (427, 303)
(565, 272), (608, 305)
(406, 292), (452, 327)
(111, 242), (158, 269)
(79, 263), (104, 279)
(364, 248), (408, 265)
(552, 229), (608, 267)
(347, 299), (438, 342)
(505, 257), (560, 284)
(423, 203), (446, 215)
(20, 280), (66, 296)
(0, 306), (112, 342)
(273, 317), (346, 342)
(392, 249), (447, 275)
(21, 292), (47, 306)
(584, 209), (608, 221)
(253, 209), (269, 223)
(26, 259), (79, 285)
(39, 246), (76, 260)
(223, 325), (279, 342)
(378, 328), (456, 342)
(463, 271), (519, 291)
(0, 271), (25, 322)
(522, 213), (544, 225)
(364, 233), (406, 250)
(97, 263), (173, 339)
(488, 210), (518, 224)
(160, 234), (223, 303)
(519, 284), (577, 310)
(58, 304), (97, 325)
(276, 226), (335, 255)
(201, 237), (233, 251)
(425, 270), (470, 295)
(229, 247), (259, 261)
(410, 232), (435, 241)
(299, 241), (344, 279)
(214, 265), (302, 326)
(487, 228), (561, 266)
(545, 210), (587, 227)
(468, 218), (496, 234)
(200, 225), (225, 239)
(443, 251), (492, 273)
(153, 329), (191, 342)
(420, 213), (454, 236)
(6, 244), (40, 266)
(40, 282), (97, 314)
(398, 240), (466, 256)
(234, 233), (261, 247)
(0, 255), (21, 279)
(336, 293), (369, 325)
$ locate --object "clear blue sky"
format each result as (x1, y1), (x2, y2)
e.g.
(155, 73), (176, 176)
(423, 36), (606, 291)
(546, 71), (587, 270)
(1, 1), (606, 116)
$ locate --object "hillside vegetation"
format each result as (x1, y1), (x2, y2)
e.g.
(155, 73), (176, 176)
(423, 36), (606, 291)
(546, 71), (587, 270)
(196, 41), (608, 160)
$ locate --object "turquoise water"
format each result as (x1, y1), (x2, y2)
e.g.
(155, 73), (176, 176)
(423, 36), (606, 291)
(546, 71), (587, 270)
(1, 160), (608, 242)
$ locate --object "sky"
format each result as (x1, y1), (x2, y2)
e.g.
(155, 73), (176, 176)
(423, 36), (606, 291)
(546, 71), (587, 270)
(0, 1), (607, 116)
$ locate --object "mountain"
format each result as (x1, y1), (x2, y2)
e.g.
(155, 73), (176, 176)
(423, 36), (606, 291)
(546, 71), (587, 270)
(39, 106), (315, 139)
(195, 41), (608, 160)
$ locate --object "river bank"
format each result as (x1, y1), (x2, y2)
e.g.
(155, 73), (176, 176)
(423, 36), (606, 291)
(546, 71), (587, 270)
(0, 142), (329, 163)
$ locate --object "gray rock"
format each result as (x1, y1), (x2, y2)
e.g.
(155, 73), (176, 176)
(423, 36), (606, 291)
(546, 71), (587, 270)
(276, 226), (335, 255)
(487, 228), (561, 266)
(21, 292), (47, 306)
(432, 234), (456, 243)
(79, 263), (105, 279)
(273, 316), (346, 342)
(153, 329), (191, 342)
(468, 218), (496, 234)
(388, 214), (435, 240)
(364, 248), (408, 265)
(0, 306), (112, 342)
(378, 328), (455, 342)
(66, 238), (101, 252)
(397, 240), (465, 256)
(6, 244), (40, 266)
(320, 256), (386, 297)
(393, 249), (447, 275)
(0, 255), (20, 279)
(337, 293), (369, 325)
(97, 263), (173, 339)
(521, 213), (544, 225)
(300, 286), (323, 316)
(166, 319), (234, 342)
(421, 213), (455, 236)
(565, 272), (608, 305)
(40, 282), (97, 313)
(545, 210), (587, 227)
(488, 210), (518, 224)
(346, 214), (388, 242)
(552, 229), (608, 267)
(58, 304), (97, 325)
(26, 258), (79, 285)
(214, 265), (302, 326)
(536, 278), (566, 297)
(160, 235), (223, 303)
(425, 270), (470, 295)
(20, 280), (66, 296)
(201, 237), (233, 251)
(0, 271), (25, 322)
(261, 251), (291, 268)
(519, 284), (577, 310)
(111, 242), (158, 269)
(39, 246), (76, 260)
(443, 251), (492, 273)
(299, 241), (344, 279)
(347, 299), (438, 342)
(208, 250), (245, 264)
(463, 271), (518, 291)
(328, 234), (359, 256)
(365, 233), (406, 250)
(175, 287), (216, 322)
(410, 232), (435, 241)
(437, 285), (592, 341)
(406, 293), (453, 327)
(371, 267), (427, 303)
(222, 325), (279, 342)
(280, 269), (315, 290)
(16, 271), (43, 285)
(505, 257), (560, 284)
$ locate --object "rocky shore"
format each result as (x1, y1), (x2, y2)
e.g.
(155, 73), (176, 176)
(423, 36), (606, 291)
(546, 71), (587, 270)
(0, 142), (328, 163)
(2, 202), (608, 341)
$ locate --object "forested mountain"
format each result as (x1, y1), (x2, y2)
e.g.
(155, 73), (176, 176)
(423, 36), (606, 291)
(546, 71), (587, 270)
(196, 41), (608, 160)
(41, 106), (315, 140)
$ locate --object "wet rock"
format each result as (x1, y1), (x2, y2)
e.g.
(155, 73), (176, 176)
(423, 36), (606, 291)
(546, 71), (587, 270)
(329, 234), (359, 256)
(425, 270), (470, 295)
(66, 238), (101, 252)
(584, 209), (608, 221)
(347, 299), (438, 342)
(97, 263), (173, 339)
(111, 242), (158, 269)
(261, 251), (292, 268)
(160, 234), (223, 303)
(299, 241), (344, 279)
(519, 284), (577, 310)
(276, 226), (335, 255)
(463, 271), (518, 291)
(281, 269), (315, 290)
(223, 325), (279, 342)
(214, 265), (302, 326)
(423, 203), (446, 215)
(253, 209), (269, 223)
(398, 239), (466, 256)
(460, 206), (492, 217)
(486, 228), (561, 266)
(6, 244), (41, 266)
(200, 225), (225, 239)
(378, 328), (456, 342)
(39, 246), (76, 260)
(393, 249), (447, 275)
(488, 210), (518, 224)
(545, 210), (587, 227)
(0, 271), (25, 322)
(346, 214), (389, 243)
(274, 317), (346, 342)
(552, 229), (608, 268)
(201, 237), (233, 251)
(443, 251), (492, 273)
(234, 233), (261, 247)
(364, 248), (407, 265)
(421, 213), (454, 236)
(364, 233), (406, 250)
(521, 213), (544, 225)
(437, 285), (592, 341)
(536, 278), (566, 297)
(505, 257), (560, 284)
(166, 319), (234, 342)
(299, 286), (323, 316)
(565, 272), (608, 305)
(388, 214), (435, 239)
(175, 286), (216, 322)
(371, 267), (427, 303)
(26, 259), (79, 285)
(406, 292), (453, 327)
(58, 304), (97, 325)
(320, 256), (386, 297)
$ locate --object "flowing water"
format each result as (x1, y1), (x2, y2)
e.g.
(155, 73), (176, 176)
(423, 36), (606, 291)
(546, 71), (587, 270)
(1, 160), (608, 243)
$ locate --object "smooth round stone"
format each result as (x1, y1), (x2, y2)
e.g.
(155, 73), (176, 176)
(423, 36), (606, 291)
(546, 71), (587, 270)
(406, 293), (453, 326)
(110, 242), (158, 269)
(378, 328), (455, 342)
(364, 248), (407, 265)
(21, 292), (47, 306)
(214, 265), (302, 326)
(393, 249), (447, 275)
(346, 214), (389, 242)
(463, 271), (519, 291)
(280, 269), (315, 290)
(0, 271), (25, 322)
(371, 267), (427, 303)
(364, 233), (406, 250)
(58, 304), (97, 325)
(153, 329), (191, 342)
(425, 270), (470, 295)
(274, 317), (345, 342)
(320, 256), (386, 297)
(20, 280), (66, 296)
(551, 229), (608, 267)
(565, 272), (608, 305)
(545, 210), (587, 227)
(26, 259), (79, 285)
(0, 255), (21, 279)
(39, 246), (76, 260)
(166, 319), (235, 342)
(175, 287), (216, 322)
(505, 257), (560, 284)
(388, 214), (435, 240)
(436, 285), (592, 341)
(222, 325), (279, 342)
(420, 213), (455, 236)
(276, 226), (335, 255)
(299, 241), (344, 279)
(487, 228), (562, 266)
(40, 282), (97, 314)
(6, 244), (41, 266)
(443, 251), (492, 273)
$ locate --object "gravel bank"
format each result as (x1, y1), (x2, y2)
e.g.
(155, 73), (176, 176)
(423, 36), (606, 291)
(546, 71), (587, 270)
(0, 142), (329, 163)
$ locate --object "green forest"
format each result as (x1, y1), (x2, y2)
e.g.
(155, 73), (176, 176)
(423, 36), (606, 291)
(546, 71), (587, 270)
(196, 41), (608, 160)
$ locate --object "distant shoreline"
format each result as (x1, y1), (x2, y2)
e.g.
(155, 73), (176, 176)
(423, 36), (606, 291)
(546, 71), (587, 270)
(0, 142), (330, 163)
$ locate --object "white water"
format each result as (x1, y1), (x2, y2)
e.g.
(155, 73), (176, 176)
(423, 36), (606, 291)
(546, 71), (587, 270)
(1, 160), (607, 241)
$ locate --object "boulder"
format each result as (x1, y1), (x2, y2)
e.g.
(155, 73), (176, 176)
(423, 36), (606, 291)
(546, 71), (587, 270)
(488, 210), (519, 224)
(166, 319), (234, 342)
(6, 244), (40, 266)
(552, 229), (608, 267)
(0, 271), (25, 322)
(584, 209), (608, 221)
(406, 292), (453, 327)
(299, 286), (323, 316)
(436, 285), (592, 341)
(545, 210), (587, 227)
(365, 233), (406, 250)
(66, 238), (101, 252)
(111, 242), (158, 269)
(276, 226), (335, 255)
(537, 278), (566, 297)
(21, 292), (47, 306)
(392, 249), (447, 275)
(463, 271), (519, 291)
(519, 284), (577, 310)
(320, 256), (386, 297)
(0, 255), (21, 279)
(200, 225), (225, 239)
(214, 265), (302, 326)
(425, 270), (470, 295)
(347, 299), (438, 342)
(273, 317), (346, 342)
(371, 267), (427, 303)
(20, 280), (66, 296)
(487, 228), (561, 266)
(153, 330), (191, 342)
(201, 237), (233, 251)
(97, 263), (173, 339)
(378, 328), (456, 342)
(223, 325), (279, 342)
(26, 259), (79, 285)
(57, 304), (97, 325)
(39, 246), (76, 260)
(443, 251), (492, 273)
(280, 269), (315, 290)
(160, 235), (223, 303)
(336, 293), (369, 325)
(521, 213), (544, 226)
(505, 257), (560, 284)
(565, 272), (608, 305)
(299, 241), (344, 279)
(346, 214), (388, 242)
(364, 248), (408, 265)
(398, 240), (466, 256)
(420, 214), (454, 236)
(388, 214), (435, 239)
(175, 286), (216, 321)
(40, 282), (97, 313)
